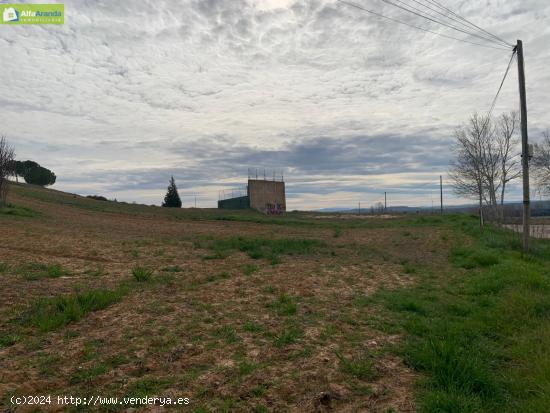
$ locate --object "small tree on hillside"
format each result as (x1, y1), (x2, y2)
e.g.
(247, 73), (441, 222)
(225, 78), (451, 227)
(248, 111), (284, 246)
(0, 136), (15, 206)
(14, 160), (56, 186)
(162, 176), (182, 208)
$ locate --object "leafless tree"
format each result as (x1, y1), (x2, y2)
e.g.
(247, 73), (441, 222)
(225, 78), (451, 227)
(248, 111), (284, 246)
(480, 118), (501, 215)
(450, 112), (522, 225)
(371, 202), (384, 215)
(496, 111), (521, 218)
(532, 130), (550, 194)
(449, 113), (491, 226)
(0, 136), (16, 206)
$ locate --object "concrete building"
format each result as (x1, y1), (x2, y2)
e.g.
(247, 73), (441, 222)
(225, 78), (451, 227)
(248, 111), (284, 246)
(218, 178), (286, 214)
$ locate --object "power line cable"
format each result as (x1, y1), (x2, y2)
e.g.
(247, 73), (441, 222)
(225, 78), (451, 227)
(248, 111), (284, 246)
(373, 0), (512, 48)
(398, 0), (511, 47)
(479, 49), (517, 136)
(423, 0), (513, 47)
(336, 0), (511, 51)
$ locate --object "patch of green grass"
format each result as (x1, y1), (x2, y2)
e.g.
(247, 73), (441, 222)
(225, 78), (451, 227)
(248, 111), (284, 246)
(384, 292), (427, 315)
(125, 377), (173, 398)
(353, 293), (371, 308)
(268, 293), (298, 316)
(273, 326), (303, 347)
(403, 263), (417, 274)
(18, 262), (68, 280)
(335, 351), (377, 380)
(207, 236), (325, 263)
(450, 246), (500, 269)
(319, 324), (338, 341)
(0, 334), (19, 348)
(70, 364), (108, 384)
(0, 204), (38, 218)
(237, 360), (257, 376)
(262, 285), (275, 294)
(0, 262), (9, 273)
(374, 219), (550, 413)
(35, 353), (61, 377)
(205, 271), (230, 283)
(249, 385), (267, 397)
(132, 266), (153, 282)
(242, 264), (258, 276)
(64, 330), (80, 340)
(20, 288), (126, 332)
(243, 321), (263, 333)
(212, 325), (240, 344)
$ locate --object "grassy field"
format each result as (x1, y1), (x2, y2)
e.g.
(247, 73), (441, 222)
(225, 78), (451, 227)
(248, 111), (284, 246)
(1, 183), (549, 412)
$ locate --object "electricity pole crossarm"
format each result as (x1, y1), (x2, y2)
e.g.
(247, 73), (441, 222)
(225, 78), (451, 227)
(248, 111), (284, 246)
(516, 40), (530, 252)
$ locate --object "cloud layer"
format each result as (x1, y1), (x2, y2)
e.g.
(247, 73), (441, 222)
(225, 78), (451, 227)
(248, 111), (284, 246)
(1, 0), (549, 208)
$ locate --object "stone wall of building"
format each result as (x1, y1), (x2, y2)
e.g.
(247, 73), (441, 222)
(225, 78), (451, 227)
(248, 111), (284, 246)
(248, 179), (286, 213)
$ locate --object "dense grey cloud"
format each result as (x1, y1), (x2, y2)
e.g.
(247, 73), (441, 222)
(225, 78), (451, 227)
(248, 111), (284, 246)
(1, 0), (549, 209)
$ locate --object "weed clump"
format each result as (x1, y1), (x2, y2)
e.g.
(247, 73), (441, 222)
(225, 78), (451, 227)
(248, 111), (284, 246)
(273, 326), (303, 347)
(268, 293), (298, 316)
(132, 266), (153, 282)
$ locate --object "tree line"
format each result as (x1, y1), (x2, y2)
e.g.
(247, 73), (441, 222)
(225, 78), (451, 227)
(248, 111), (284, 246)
(450, 111), (550, 224)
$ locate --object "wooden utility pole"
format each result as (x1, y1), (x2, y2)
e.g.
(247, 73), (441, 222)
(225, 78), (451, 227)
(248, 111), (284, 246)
(516, 40), (530, 252)
(440, 175), (443, 215)
(384, 192), (387, 212)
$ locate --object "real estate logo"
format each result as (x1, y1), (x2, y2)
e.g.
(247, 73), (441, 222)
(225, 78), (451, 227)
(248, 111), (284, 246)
(1, 4), (64, 25)
(2, 7), (19, 22)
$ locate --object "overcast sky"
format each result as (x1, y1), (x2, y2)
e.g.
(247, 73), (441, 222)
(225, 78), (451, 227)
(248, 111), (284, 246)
(1, 0), (549, 209)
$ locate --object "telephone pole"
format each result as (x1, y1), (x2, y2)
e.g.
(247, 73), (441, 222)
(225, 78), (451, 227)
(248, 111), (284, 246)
(440, 175), (443, 215)
(516, 40), (530, 252)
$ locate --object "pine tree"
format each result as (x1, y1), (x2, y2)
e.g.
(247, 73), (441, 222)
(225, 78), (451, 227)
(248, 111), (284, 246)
(162, 176), (182, 208)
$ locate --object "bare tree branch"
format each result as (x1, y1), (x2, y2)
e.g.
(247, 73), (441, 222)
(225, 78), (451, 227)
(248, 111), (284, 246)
(0, 136), (16, 206)
(532, 129), (550, 195)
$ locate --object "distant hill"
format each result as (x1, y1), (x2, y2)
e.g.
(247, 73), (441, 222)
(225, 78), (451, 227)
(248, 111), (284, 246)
(316, 201), (550, 217)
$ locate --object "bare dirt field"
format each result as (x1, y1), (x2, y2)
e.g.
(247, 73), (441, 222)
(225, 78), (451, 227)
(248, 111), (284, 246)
(0, 183), (454, 412)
